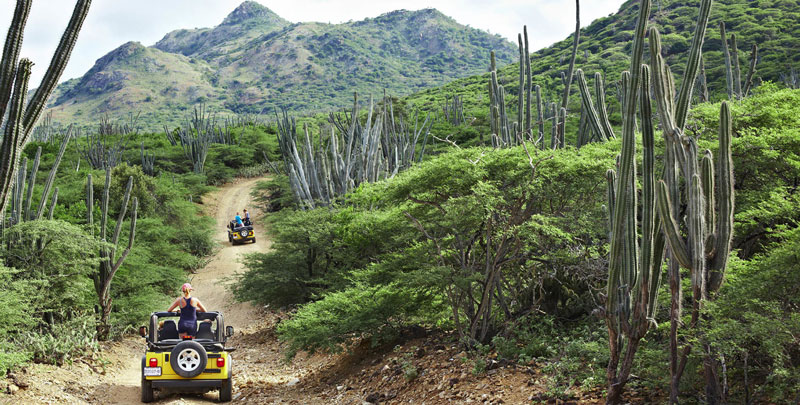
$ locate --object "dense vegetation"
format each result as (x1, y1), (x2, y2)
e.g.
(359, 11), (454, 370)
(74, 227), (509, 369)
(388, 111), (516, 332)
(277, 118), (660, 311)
(0, 115), (279, 371)
(3, 0), (800, 403)
(236, 85), (800, 403)
(402, 0), (800, 142)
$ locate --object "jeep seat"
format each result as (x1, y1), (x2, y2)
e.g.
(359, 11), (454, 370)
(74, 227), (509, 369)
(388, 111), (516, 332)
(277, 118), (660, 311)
(196, 322), (214, 340)
(159, 320), (178, 341)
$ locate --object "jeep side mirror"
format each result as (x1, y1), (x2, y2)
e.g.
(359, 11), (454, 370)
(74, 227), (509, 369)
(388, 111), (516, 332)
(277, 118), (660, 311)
(139, 326), (148, 338)
(225, 326), (234, 337)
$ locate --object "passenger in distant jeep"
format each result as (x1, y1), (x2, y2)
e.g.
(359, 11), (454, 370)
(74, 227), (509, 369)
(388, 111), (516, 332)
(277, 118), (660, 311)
(243, 209), (251, 226)
(166, 283), (207, 337)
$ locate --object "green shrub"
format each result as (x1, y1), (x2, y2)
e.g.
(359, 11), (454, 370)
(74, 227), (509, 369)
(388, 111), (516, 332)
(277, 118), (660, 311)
(15, 314), (100, 366)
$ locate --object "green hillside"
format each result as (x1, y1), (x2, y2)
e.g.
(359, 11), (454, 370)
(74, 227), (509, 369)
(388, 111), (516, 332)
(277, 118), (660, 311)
(403, 0), (800, 125)
(45, 1), (516, 129)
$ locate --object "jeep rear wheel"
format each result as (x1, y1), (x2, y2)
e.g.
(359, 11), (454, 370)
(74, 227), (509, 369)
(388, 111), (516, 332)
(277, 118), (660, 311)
(219, 358), (232, 402)
(170, 341), (207, 378)
(141, 376), (154, 403)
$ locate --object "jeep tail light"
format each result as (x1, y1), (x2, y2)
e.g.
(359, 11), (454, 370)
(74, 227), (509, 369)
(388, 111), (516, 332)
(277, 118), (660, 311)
(216, 357), (225, 367)
(149, 357), (158, 367)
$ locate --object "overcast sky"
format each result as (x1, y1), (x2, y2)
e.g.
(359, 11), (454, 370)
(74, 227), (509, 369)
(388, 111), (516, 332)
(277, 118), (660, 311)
(1, 0), (626, 86)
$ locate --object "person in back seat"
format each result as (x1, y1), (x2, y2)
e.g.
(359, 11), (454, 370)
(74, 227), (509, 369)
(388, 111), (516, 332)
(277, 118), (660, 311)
(167, 283), (207, 337)
(243, 209), (251, 226)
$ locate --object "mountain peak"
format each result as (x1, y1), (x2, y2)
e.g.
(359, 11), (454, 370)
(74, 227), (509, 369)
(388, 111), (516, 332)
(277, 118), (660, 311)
(222, 1), (283, 26)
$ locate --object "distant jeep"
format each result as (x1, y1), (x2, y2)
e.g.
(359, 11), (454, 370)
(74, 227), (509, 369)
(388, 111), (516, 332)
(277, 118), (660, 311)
(138, 311), (234, 402)
(227, 220), (255, 245)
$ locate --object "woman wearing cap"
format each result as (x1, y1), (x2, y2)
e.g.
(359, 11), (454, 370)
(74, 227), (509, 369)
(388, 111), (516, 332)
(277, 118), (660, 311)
(167, 283), (207, 337)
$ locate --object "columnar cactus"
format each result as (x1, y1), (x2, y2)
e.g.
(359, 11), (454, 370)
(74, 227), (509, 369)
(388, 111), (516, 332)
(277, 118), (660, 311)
(720, 24), (758, 100)
(88, 169), (138, 340)
(140, 142), (155, 176)
(720, 22), (734, 100)
(576, 69), (613, 143)
(524, 27), (532, 140)
(441, 94), (465, 126)
(0, 0), (91, 221)
(743, 44), (758, 97)
(648, 0), (730, 400)
(34, 130), (71, 221)
(535, 85), (544, 148)
(7, 128), (70, 223)
(277, 93), (430, 208)
(601, 1), (658, 402)
(560, 0), (580, 118)
(730, 34), (743, 99)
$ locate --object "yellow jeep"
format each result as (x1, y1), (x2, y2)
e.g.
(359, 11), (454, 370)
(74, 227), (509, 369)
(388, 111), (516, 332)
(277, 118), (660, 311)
(138, 311), (234, 402)
(227, 220), (255, 245)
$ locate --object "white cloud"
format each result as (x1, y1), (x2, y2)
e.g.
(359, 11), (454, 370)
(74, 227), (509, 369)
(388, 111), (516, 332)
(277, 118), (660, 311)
(0, 0), (625, 86)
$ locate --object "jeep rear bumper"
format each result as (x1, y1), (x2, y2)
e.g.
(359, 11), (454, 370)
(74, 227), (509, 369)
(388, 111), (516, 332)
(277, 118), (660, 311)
(150, 379), (224, 389)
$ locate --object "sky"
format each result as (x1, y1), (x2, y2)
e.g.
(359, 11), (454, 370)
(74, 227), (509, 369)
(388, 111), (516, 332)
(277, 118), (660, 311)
(0, 0), (626, 86)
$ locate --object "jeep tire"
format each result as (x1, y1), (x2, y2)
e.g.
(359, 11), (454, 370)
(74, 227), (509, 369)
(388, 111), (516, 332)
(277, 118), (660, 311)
(170, 341), (207, 378)
(218, 358), (232, 402)
(141, 376), (154, 402)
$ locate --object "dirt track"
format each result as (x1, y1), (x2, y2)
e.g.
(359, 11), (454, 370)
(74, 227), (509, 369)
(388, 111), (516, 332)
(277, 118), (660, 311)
(1, 177), (332, 404)
(93, 177), (270, 404)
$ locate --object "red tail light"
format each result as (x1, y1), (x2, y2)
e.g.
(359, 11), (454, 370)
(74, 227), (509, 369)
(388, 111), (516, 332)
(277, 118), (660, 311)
(216, 357), (225, 367)
(149, 357), (158, 367)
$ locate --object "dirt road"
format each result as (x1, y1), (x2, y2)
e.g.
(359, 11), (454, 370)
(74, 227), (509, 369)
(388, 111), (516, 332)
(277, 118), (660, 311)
(2, 177), (333, 404)
(93, 177), (270, 404)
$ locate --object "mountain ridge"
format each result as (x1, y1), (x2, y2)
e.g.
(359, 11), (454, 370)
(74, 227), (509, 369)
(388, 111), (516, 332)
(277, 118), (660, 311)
(45, 3), (516, 128)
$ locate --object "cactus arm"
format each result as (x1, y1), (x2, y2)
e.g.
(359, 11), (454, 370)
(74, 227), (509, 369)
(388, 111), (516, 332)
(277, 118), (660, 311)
(731, 34), (742, 100)
(47, 187), (58, 220)
(23, 147), (41, 221)
(22, 0), (92, 142)
(606, 169), (616, 232)
(558, 107), (566, 148)
(595, 72), (615, 140)
(0, 0), (32, 121)
(86, 173), (93, 234)
(656, 180), (692, 269)
(110, 176), (133, 250)
(743, 44), (758, 97)
(709, 101), (734, 292)
(536, 85), (544, 148)
(560, 0), (580, 110)
(0, 59), (32, 218)
(518, 34), (525, 132)
(688, 173), (706, 297)
(701, 150), (715, 239)
(637, 64), (655, 308)
(34, 128), (71, 220)
(673, 0), (712, 130)
(720, 22), (734, 101)
(576, 69), (609, 141)
(100, 168), (110, 241)
(524, 26), (532, 138)
(649, 28), (676, 132)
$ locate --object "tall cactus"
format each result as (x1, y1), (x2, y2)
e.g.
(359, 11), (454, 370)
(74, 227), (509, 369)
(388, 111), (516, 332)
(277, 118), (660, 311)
(720, 22), (735, 100)
(601, 1), (659, 402)
(88, 169), (138, 340)
(0, 0), (91, 221)
(558, 0), (580, 145)
(277, 93), (430, 209)
(648, 0), (730, 401)
(140, 142), (155, 176)
(743, 44), (758, 97)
